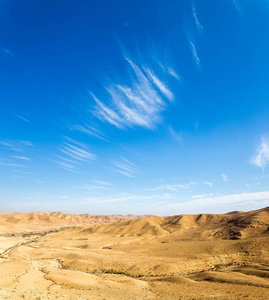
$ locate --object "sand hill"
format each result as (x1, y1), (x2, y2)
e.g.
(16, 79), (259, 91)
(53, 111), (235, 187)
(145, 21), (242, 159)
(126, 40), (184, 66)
(0, 207), (268, 299)
(0, 211), (139, 226)
(81, 206), (269, 240)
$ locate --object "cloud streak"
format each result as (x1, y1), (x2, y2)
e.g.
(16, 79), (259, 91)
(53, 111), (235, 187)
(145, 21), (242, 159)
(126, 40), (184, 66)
(54, 138), (96, 172)
(0, 140), (33, 175)
(1, 48), (16, 57)
(221, 173), (228, 182)
(91, 54), (175, 130)
(11, 156), (31, 161)
(112, 158), (138, 178)
(189, 39), (201, 68)
(70, 124), (109, 141)
(192, 2), (203, 31)
(147, 183), (194, 192)
(253, 135), (269, 169)
(167, 191), (269, 212)
(169, 127), (183, 145)
(202, 181), (213, 187)
(232, 0), (241, 14)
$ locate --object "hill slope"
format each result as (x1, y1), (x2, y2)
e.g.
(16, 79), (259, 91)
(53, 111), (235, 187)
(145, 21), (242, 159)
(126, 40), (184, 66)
(81, 207), (269, 240)
(0, 212), (139, 227)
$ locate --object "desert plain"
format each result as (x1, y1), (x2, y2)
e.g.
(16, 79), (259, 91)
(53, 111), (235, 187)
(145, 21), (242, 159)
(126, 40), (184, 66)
(0, 207), (268, 299)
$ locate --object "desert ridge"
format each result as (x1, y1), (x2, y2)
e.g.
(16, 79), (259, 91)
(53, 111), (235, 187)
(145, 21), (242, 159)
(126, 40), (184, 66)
(79, 206), (269, 239)
(0, 211), (139, 226)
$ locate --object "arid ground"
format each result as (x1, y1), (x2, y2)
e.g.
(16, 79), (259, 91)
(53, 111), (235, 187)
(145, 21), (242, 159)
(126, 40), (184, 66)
(0, 208), (268, 299)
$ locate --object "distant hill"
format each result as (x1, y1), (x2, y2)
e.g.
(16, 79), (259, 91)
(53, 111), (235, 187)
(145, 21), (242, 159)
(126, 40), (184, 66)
(80, 207), (269, 240)
(0, 211), (139, 226)
(1, 207), (268, 240)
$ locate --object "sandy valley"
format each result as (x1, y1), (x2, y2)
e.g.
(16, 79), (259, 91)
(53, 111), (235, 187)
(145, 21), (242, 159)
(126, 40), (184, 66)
(0, 207), (268, 299)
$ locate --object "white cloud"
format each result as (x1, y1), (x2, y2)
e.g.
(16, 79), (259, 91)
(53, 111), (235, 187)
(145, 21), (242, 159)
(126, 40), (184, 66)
(112, 158), (138, 178)
(202, 181), (213, 187)
(146, 183), (193, 192)
(59, 142), (96, 162)
(11, 156), (31, 161)
(253, 135), (269, 169)
(91, 53), (175, 130)
(145, 68), (174, 101)
(75, 183), (111, 191)
(191, 193), (214, 199)
(52, 160), (77, 173)
(15, 114), (29, 123)
(80, 193), (154, 205)
(189, 39), (201, 68)
(169, 127), (183, 145)
(70, 124), (109, 141)
(0, 140), (33, 174)
(21, 141), (33, 147)
(0, 162), (25, 168)
(192, 2), (203, 31)
(93, 180), (113, 186)
(92, 93), (124, 129)
(221, 173), (228, 182)
(0, 140), (33, 152)
(166, 67), (180, 81)
(158, 63), (180, 81)
(54, 138), (96, 172)
(168, 191), (269, 212)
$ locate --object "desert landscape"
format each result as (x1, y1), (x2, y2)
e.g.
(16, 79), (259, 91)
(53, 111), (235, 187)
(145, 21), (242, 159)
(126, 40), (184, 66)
(0, 207), (268, 299)
(1, 1), (269, 299)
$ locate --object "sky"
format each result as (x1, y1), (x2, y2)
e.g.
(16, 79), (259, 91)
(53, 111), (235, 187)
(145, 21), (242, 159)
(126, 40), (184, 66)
(1, 0), (269, 215)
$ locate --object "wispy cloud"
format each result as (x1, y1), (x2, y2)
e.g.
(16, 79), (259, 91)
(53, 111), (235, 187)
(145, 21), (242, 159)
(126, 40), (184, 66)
(253, 135), (269, 169)
(91, 93), (124, 129)
(167, 191), (269, 213)
(192, 2), (203, 31)
(146, 183), (193, 192)
(11, 112), (29, 123)
(144, 68), (174, 101)
(59, 142), (96, 162)
(189, 39), (201, 68)
(0, 140), (33, 174)
(158, 62), (180, 81)
(54, 138), (96, 172)
(232, 0), (241, 14)
(21, 141), (33, 147)
(112, 158), (138, 178)
(76, 179), (113, 191)
(166, 67), (180, 81)
(202, 181), (213, 187)
(91, 53), (175, 130)
(70, 124), (109, 141)
(52, 160), (77, 173)
(221, 173), (228, 182)
(169, 127), (183, 145)
(0, 162), (25, 168)
(80, 193), (153, 205)
(0, 140), (33, 152)
(191, 193), (214, 199)
(35, 180), (45, 184)
(75, 183), (111, 191)
(93, 180), (113, 186)
(11, 156), (31, 161)
(1, 47), (16, 58)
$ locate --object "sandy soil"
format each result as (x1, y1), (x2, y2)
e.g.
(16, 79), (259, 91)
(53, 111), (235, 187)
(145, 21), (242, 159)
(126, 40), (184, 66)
(0, 207), (268, 299)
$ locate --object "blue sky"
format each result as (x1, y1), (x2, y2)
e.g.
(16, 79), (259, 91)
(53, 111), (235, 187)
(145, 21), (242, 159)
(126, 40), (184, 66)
(1, 0), (269, 215)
